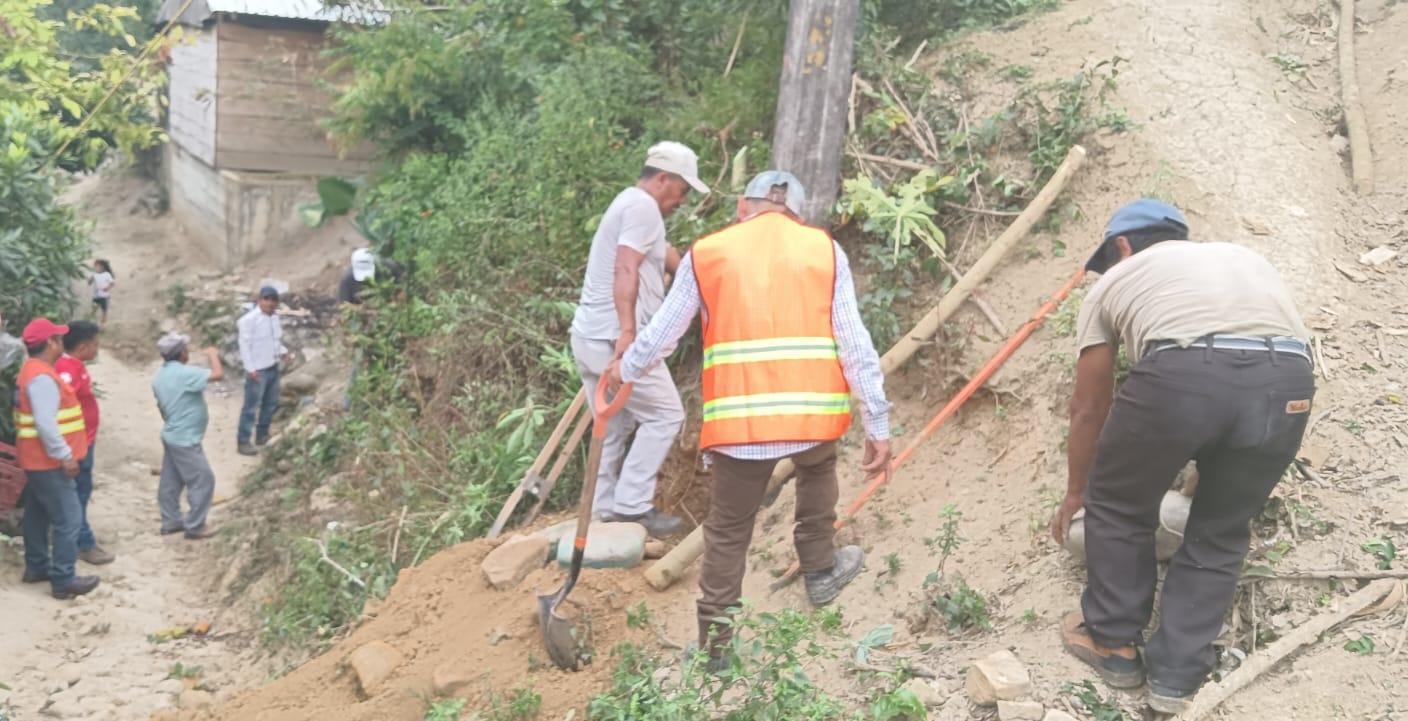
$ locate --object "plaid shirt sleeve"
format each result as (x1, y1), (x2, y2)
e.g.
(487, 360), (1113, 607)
(832, 243), (891, 440)
(620, 251), (700, 383)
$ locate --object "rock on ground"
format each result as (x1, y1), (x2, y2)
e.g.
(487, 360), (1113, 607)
(1042, 711), (1078, 721)
(899, 678), (946, 708)
(431, 664), (474, 697)
(555, 521), (648, 569)
(536, 519), (576, 547)
(347, 640), (404, 697)
(481, 534), (551, 590)
(966, 649), (1032, 706)
(997, 699), (1045, 721)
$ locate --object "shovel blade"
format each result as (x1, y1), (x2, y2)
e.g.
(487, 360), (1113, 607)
(537, 591), (588, 670)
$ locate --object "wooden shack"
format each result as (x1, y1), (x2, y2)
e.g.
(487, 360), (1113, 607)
(156, 0), (381, 268)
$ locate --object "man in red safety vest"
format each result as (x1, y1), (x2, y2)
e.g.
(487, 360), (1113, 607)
(608, 170), (892, 663)
(13, 318), (100, 599)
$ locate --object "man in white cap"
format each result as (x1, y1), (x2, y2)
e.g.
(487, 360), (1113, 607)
(151, 333), (225, 539)
(606, 170), (892, 662)
(338, 248), (378, 306)
(568, 141), (709, 537)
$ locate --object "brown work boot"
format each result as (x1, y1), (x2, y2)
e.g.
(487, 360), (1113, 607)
(1060, 611), (1145, 689)
(52, 576), (100, 600)
(79, 545), (116, 565)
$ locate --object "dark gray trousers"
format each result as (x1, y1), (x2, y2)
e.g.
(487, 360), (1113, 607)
(158, 442), (216, 532)
(1082, 346), (1314, 689)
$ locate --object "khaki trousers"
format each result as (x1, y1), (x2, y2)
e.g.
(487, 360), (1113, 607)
(697, 441), (839, 649)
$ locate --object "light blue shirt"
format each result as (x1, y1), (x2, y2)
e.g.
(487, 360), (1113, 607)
(152, 361), (212, 447)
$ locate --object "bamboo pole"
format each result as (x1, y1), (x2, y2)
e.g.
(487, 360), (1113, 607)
(1339, 0), (1374, 194)
(644, 145), (1088, 591)
(1179, 579), (1398, 719)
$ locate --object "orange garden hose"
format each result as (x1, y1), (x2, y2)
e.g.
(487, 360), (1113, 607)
(773, 268), (1087, 587)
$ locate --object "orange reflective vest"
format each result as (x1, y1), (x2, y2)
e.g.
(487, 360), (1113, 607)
(692, 212), (851, 449)
(15, 358), (89, 471)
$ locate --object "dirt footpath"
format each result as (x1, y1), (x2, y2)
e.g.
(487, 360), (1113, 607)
(0, 350), (262, 719)
(0, 169), (295, 719)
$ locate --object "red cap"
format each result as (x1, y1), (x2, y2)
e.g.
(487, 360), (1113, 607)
(21, 318), (69, 346)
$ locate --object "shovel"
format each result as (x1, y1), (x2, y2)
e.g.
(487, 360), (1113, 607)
(538, 379), (632, 671)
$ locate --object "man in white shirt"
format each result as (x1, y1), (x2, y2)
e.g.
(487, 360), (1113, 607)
(568, 141), (708, 537)
(236, 286), (290, 455)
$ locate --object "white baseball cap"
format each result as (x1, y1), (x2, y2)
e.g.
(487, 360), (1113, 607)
(351, 248), (375, 282)
(644, 141), (710, 194)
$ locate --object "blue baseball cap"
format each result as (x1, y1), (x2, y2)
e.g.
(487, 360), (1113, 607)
(744, 170), (807, 217)
(1086, 198), (1189, 274)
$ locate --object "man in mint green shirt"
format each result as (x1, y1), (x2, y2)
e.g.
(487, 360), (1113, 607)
(151, 333), (224, 539)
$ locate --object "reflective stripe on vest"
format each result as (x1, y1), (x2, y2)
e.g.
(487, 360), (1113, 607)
(14, 406), (87, 438)
(692, 212), (852, 449)
(701, 391), (850, 422)
(702, 336), (839, 369)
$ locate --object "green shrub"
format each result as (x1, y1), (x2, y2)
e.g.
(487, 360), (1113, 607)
(256, 1), (790, 651)
(588, 608), (845, 721)
(0, 114), (90, 330)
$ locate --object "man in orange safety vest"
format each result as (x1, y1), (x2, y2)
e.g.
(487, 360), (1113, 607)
(13, 318), (100, 599)
(608, 170), (892, 662)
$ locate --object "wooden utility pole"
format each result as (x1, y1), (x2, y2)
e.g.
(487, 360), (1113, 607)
(771, 0), (860, 225)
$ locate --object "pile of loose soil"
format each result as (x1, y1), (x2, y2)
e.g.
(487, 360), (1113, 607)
(189, 536), (696, 721)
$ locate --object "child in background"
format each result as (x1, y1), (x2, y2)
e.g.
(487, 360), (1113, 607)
(89, 260), (115, 325)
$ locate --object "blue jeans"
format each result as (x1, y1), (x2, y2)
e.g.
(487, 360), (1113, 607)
(238, 365), (281, 444)
(21, 467), (81, 589)
(74, 443), (97, 550)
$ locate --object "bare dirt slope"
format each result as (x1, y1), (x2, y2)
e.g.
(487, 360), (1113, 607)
(738, 0), (1407, 718)
(176, 0), (1406, 719)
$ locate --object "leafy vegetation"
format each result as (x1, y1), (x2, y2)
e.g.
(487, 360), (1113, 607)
(1363, 538), (1397, 570)
(256, 0), (788, 649)
(588, 608), (846, 721)
(1065, 680), (1130, 721)
(1344, 634), (1376, 656)
(165, 662), (202, 680)
(840, 25), (1127, 348)
(246, 0), (1129, 653)
(866, 687), (926, 721)
(920, 574), (992, 633)
(912, 504), (990, 633)
(922, 503), (965, 573)
(423, 698), (468, 721)
(0, 0), (168, 441)
(486, 687), (542, 721)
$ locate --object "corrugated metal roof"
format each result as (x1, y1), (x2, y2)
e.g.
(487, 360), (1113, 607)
(159, 0), (387, 26)
(206, 0), (385, 23)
